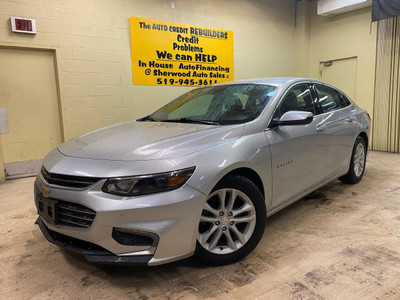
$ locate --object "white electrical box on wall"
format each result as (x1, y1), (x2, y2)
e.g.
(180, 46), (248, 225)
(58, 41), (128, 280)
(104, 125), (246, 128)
(0, 108), (8, 134)
(318, 0), (372, 16)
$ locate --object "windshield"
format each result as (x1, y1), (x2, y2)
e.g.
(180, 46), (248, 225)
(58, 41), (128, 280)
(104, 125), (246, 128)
(141, 84), (277, 125)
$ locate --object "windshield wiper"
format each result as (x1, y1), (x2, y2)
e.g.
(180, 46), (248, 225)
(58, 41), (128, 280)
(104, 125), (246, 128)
(137, 115), (156, 122)
(160, 118), (219, 125)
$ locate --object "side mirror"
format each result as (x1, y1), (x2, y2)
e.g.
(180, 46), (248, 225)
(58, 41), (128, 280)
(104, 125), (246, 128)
(270, 111), (313, 128)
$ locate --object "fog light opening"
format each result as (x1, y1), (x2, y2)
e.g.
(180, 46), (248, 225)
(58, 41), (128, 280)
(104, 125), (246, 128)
(112, 228), (159, 247)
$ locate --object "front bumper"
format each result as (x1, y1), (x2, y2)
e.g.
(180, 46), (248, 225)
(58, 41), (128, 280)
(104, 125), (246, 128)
(36, 217), (153, 264)
(34, 174), (206, 266)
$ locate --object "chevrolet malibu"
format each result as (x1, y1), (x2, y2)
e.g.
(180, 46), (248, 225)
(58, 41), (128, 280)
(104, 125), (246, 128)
(34, 78), (370, 266)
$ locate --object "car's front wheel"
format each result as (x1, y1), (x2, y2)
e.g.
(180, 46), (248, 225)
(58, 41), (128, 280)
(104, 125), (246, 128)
(339, 136), (367, 184)
(195, 175), (266, 265)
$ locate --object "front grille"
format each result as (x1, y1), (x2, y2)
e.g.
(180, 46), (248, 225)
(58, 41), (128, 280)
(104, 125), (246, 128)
(41, 167), (102, 189)
(57, 200), (96, 228)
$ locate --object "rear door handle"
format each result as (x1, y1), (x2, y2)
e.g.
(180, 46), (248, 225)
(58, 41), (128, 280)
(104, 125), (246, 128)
(345, 117), (354, 123)
(316, 125), (325, 132)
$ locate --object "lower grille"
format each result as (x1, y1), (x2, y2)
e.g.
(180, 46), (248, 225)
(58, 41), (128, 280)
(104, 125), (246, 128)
(36, 217), (154, 265)
(36, 217), (111, 255)
(57, 200), (96, 228)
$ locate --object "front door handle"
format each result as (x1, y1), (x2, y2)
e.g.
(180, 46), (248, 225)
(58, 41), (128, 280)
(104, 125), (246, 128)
(316, 125), (325, 132)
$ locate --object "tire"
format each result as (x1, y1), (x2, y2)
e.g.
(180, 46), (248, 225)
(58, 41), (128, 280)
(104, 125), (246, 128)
(195, 175), (266, 266)
(339, 136), (367, 184)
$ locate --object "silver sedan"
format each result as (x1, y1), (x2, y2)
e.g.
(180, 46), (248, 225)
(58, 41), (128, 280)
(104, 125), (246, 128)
(34, 78), (370, 266)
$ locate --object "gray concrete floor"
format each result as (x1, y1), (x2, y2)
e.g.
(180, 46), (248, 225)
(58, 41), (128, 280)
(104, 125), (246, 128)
(0, 151), (399, 300)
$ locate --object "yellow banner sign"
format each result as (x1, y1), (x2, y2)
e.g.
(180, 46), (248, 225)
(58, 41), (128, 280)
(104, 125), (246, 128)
(130, 17), (234, 87)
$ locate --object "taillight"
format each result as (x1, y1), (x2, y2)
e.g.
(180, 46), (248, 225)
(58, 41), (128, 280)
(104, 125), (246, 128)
(366, 112), (371, 120)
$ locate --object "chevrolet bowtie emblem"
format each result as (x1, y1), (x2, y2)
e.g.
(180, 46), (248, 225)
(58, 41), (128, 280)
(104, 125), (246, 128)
(41, 186), (50, 196)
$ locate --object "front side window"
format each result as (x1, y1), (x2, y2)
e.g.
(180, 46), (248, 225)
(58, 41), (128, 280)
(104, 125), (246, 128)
(273, 83), (315, 119)
(146, 84), (278, 125)
(315, 84), (343, 113)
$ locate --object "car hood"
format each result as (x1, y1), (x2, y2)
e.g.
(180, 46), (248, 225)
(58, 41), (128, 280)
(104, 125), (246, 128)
(58, 121), (244, 161)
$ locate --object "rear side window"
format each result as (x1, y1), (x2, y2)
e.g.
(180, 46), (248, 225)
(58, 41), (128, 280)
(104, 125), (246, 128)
(315, 84), (343, 113)
(340, 93), (352, 107)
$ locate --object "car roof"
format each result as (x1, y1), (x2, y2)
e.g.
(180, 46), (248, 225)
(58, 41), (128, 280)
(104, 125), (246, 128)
(226, 77), (322, 86)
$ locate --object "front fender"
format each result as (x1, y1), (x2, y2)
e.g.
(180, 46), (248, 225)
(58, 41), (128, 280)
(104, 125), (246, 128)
(185, 132), (272, 210)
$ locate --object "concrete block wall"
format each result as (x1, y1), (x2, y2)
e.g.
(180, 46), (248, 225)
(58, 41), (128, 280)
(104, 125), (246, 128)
(0, 0), (295, 140)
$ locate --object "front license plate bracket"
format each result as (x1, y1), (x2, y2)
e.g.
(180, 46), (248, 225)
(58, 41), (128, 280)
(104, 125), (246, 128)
(38, 197), (58, 225)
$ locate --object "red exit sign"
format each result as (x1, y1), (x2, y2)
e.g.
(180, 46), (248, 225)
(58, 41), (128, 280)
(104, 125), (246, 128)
(11, 16), (36, 34)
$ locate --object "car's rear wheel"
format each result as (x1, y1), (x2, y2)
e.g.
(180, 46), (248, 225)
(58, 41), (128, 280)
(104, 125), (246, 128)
(339, 136), (367, 184)
(195, 175), (266, 265)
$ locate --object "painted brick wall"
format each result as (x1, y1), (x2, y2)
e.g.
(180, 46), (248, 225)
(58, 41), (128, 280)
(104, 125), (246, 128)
(0, 0), (295, 140)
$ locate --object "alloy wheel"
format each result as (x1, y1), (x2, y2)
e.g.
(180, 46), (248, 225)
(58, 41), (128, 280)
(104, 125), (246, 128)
(353, 143), (365, 177)
(198, 188), (256, 254)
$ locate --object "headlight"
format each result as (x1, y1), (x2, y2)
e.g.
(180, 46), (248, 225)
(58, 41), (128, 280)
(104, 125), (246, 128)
(102, 167), (195, 196)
